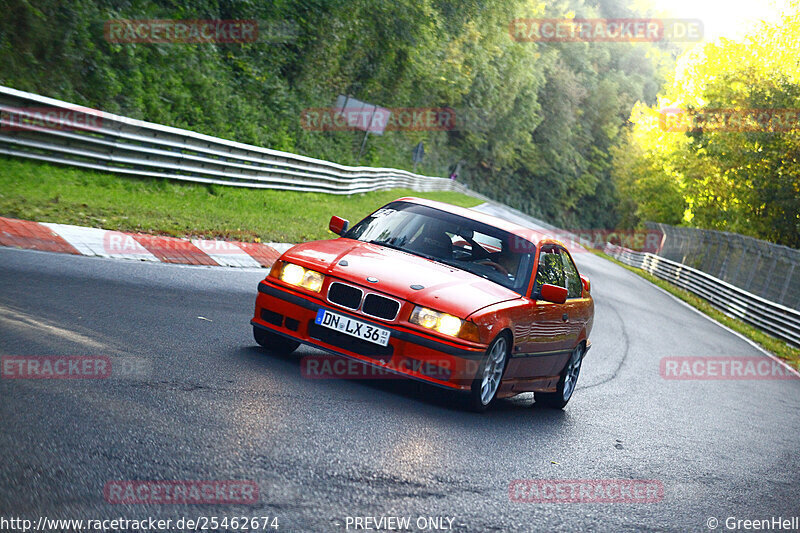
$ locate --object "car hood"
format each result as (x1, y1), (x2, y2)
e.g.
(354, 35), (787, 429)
(281, 238), (521, 318)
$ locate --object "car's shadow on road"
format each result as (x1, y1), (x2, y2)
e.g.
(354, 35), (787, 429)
(236, 343), (572, 426)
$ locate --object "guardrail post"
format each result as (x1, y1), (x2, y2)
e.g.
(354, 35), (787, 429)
(760, 254), (777, 298)
(744, 249), (762, 291)
(779, 262), (795, 307)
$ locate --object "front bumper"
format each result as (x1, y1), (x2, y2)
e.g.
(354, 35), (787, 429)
(251, 281), (487, 391)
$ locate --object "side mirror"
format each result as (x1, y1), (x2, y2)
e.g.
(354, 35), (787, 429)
(580, 275), (591, 294)
(540, 283), (568, 304)
(329, 215), (349, 236)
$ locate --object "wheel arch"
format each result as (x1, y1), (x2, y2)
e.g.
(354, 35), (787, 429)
(494, 327), (514, 357)
(493, 328), (514, 377)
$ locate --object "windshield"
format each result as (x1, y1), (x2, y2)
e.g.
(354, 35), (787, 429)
(344, 201), (534, 294)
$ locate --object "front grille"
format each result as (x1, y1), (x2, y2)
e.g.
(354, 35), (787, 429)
(362, 293), (400, 320)
(328, 282), (362, 310)
(308, 322), (394, 360)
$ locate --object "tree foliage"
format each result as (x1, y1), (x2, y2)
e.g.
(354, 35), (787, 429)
(612, 3), (800, 247)
(0, 0), (674, 230)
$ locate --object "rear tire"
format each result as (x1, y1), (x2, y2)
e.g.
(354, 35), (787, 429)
(253, 326), (300, 354)
(468, 334), (509, 412)
(535, 344), (584, 409)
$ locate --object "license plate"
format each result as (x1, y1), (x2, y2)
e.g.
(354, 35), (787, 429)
(315, 309), (391, 347)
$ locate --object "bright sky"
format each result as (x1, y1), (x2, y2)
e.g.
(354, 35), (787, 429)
(646, 0), (791, 41)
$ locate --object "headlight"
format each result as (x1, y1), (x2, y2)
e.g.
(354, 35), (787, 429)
(409, 306), (480, 342)
(269, 261), (324, 292)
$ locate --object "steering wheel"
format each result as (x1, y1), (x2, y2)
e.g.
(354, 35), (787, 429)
(485, 260), (510, 276)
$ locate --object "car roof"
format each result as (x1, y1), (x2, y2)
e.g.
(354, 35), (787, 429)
(395, 196), (559, 248)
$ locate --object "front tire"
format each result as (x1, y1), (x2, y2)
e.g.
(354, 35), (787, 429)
(468, 334), (509, 412)
(253, 325), (300, 354)
(535, 343), (584, 409)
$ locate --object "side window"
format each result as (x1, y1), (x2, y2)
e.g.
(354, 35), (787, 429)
(560, 250), (582, 298)
(531, 247), (564, 297)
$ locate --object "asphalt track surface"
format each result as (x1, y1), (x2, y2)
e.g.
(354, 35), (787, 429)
(1, 214), (799, 532)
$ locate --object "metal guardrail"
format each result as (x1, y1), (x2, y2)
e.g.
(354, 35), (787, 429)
(605, 243), (800, 347)
(0, 85), (478, 196)
(646, 222), (800, 311)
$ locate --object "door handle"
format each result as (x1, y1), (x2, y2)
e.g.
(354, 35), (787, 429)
(562, 313), (569, 322)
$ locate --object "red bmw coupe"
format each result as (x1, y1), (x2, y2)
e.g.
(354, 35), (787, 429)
(251, 198), (594, 411)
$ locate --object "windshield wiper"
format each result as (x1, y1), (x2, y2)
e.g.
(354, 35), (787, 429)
(366, 239), (407, 253)
(431, 256), (470, 272)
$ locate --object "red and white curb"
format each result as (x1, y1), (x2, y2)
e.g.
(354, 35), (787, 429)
(0, 216), (293, 268)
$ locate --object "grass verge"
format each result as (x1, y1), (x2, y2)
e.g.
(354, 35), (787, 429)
(594, 249), (800, 367)
(0, 156), (481, 243)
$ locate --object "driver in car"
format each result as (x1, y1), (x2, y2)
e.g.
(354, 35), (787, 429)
(481, 244), (519, 278)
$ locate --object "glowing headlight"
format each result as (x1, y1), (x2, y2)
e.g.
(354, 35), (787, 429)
(281, 263), (305, 285)
(410, 306), (477, 340)
(270, 261), (325, 292)
(437, 314), (463, 337)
